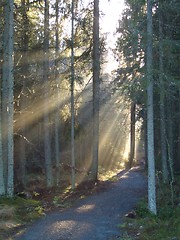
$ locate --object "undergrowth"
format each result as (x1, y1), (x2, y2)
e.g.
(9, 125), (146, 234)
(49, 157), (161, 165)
(0, 196), (44, 240)
(120, 174), (180, 240)
(0, 166), (122, 239)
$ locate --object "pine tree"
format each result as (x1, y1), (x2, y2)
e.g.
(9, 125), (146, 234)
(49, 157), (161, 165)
(92, 0), (100, 181)
(2, 0), (14, 196)
(146, 0), (157, 214)
(43, 0), (53, 187)
(71, 0), (75, 189)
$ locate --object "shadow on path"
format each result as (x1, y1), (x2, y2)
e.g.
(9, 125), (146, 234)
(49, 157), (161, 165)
(14, 167), (147, 240)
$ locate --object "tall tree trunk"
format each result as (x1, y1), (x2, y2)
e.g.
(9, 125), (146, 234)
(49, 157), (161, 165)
(0, 1), (5, 196)
(166, 91), (175, 206)
(54, 0), (61, 186)
(0, 90), (5, 195)
(2, 6), (9, 194)
(44, 0), (53, 187)
(92, 0), (100, 181)
(0, 126), (5, 195)
(146, 0), (157, 214)
(127, 101), (136, 169)
(2, 0), (14, 196)
(71, 0), (75, 189)
(143, 108), (148, 169)
(19, 0), (29, 189)
(178, 89), (180, 169)
(165, 10), (175, 187)
(167, 93), (174, 182)
(158, 3), (168, 183)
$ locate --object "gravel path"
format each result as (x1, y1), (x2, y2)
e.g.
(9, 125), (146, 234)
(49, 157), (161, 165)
(14, 167), (147, 240)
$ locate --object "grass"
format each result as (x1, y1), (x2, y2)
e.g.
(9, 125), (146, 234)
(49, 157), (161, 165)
(0, 196), (44, 240)
(120, 205), (180, 240)
(120, 174), (180, 240)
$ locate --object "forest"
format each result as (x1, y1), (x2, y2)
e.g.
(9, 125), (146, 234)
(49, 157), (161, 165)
(0, 0), (180, 238)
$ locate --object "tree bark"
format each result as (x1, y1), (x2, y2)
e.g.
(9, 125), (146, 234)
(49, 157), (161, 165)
(146, 0), (157, 215)
(167, 92), (174, 183)
(19, 0), (29, 189)
(158, 4), (168, 183)
(2, 0), (14, 196)
(0, 0), (5, 196)
(54, 0), (61, 186)
(71, 0), (75, 189)
(43, 0), (53, 187)
(92, 0), (100, 181)
(127, 101), (136, 169)
(0, 94), (5, 195)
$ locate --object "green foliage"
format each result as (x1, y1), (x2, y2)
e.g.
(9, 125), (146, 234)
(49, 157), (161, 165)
(0, 196), (44, 239)
(53, 196), (71, 208)
(121, 206), (180, 239)
(0, 196), (44, 222)
(114, 0), (147, 106)
(135, 199), (152, 218)
(120, 176), (180, 240)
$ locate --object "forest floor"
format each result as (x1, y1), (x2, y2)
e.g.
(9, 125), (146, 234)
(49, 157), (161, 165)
(11, 166), (147, 240)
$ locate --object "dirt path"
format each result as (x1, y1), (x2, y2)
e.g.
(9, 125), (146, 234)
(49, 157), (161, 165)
(14, 167), (147, 240)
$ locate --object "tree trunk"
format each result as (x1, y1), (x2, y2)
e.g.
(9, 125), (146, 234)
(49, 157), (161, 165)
(167, 92), (174, 183)
(146, 0), (157, 215)
(0, 0), (5, 196)
(54, 0), (61, 186)
(0, 95), (5, 195)
(43, 0), (53, 187)
(2, 0), (14, 196)
(92, 0), (100, 181)
(142, 108), (148, 169)
(127, 101), (136, 169)
(178, 89), (180, 170)
(2, 9), (9, 194)
(71, 0), (75, 189)
(158, 4), (168, 183)
(166, 11), (175, 186)
(19, 0), (29, 189)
